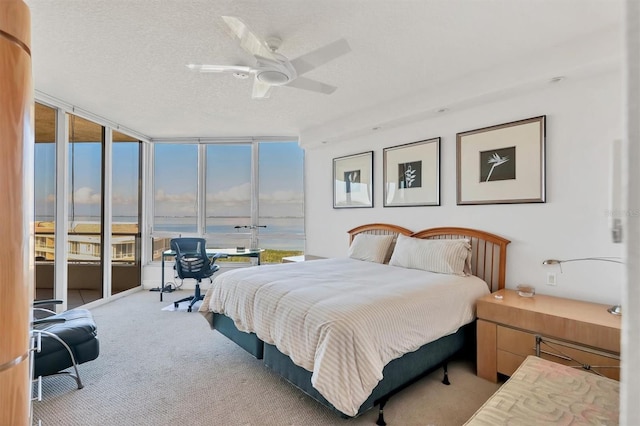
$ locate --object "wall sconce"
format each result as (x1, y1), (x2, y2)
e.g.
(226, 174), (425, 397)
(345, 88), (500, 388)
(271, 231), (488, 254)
(542, 257), (623, 316)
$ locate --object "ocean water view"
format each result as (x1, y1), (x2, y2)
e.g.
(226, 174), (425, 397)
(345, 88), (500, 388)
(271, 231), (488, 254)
(36, 216), (305, 253)
(36, 216), (303, 232)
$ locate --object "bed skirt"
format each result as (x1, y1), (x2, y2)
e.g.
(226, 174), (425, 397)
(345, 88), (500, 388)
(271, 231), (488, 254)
(209, 310), (474, 417)
(211, 313), (264, 359)
(263, 324), (471, 417)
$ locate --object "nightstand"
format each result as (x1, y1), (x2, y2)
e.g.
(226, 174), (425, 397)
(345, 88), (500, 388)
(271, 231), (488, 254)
(281, 254), (325, 263)
(476, 289), (621, 382)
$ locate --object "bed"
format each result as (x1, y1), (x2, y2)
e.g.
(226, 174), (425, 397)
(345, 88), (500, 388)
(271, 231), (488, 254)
(199, 224), (510, 420)
(464, 355), (619, 425)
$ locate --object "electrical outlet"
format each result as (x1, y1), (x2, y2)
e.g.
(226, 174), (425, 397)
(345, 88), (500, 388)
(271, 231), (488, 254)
(546, 272), (557, 286)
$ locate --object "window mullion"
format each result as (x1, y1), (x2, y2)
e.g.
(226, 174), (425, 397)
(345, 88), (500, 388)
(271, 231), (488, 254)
(198, 143), (206, 236)
(54, 109), (69, 312)
(103, 127), (113, 298)
(251, 141), (259, 248)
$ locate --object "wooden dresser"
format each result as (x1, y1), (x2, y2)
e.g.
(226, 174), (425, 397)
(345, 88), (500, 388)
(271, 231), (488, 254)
(476, 289), (621, 382)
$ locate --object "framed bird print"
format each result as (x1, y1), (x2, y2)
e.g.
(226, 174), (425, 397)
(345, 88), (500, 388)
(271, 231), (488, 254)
(456, 116), (546, 205)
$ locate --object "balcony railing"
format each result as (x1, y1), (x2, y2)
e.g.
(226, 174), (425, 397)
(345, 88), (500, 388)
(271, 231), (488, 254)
(34, 231), (141, 265)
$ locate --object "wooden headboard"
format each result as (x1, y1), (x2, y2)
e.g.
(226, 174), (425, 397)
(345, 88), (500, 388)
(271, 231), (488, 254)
(347, 223), (413, 243)
(347, 223), (413, 265)
(347, 224), (510, 292)
(411, 227), (510, 292)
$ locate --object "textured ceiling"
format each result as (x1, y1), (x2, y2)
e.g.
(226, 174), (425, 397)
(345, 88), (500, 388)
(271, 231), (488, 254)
(26, 0), (623, 147)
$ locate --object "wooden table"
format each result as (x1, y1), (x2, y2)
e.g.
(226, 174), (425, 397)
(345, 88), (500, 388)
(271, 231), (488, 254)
(476, 289), (621, 382)
(281, 254), (325, 263)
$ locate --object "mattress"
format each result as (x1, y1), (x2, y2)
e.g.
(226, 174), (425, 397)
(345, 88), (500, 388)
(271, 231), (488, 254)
(200, 257), (489, 416)
(465, 355), (619, 425)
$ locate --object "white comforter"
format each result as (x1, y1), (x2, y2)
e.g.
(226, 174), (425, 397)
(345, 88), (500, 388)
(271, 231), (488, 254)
(200, 257), (490, 416)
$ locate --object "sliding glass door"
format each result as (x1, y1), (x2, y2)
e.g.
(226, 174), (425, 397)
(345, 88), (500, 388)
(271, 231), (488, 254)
(112, 131), (142, 294)
(34, 103), (57, 300)
(67, 114), (104, 307)
(34, 101), (144, 309)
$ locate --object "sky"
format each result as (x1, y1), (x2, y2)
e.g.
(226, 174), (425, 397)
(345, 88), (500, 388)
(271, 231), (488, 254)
(35, 141), (304, 222)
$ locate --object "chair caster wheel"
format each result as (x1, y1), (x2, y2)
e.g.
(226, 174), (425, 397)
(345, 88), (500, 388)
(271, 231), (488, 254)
(174, 303), (179, 308)
(187, 307), (192, 312)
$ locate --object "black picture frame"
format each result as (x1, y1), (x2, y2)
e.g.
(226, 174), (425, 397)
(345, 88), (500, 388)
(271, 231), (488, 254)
(383, 138), (440, 207)
(333, 151), (374, 208)
(457, 116), (546, 205)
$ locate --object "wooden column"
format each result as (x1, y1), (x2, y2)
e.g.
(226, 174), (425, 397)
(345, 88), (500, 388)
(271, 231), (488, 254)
(0, 1), (34, 425)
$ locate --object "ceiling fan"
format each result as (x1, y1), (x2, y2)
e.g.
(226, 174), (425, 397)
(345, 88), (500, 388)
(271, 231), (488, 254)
(187, 16), (351, 99)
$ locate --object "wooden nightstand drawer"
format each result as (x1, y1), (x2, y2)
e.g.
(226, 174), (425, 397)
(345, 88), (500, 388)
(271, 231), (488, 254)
(496, 350), (526, 377)
(497, 326), (535, 356)
(496, 326), (536, 376)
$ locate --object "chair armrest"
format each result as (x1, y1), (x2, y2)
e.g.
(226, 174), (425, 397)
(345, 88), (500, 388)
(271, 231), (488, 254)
(209, 253), (227, 261)
(33, 317), (66, 326)
(33, 299), (63, 307)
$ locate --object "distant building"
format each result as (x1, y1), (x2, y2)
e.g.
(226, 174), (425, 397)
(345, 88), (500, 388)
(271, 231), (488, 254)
(34, 221), (138, 263)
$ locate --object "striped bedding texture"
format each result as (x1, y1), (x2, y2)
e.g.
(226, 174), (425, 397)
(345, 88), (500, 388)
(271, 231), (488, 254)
(200, 257), (490, 416)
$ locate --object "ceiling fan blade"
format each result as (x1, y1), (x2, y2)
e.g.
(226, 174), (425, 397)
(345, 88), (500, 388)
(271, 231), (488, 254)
(221, 16), (276, 60)
(289, 39), (351, 76)
(252, 78), (273, 99)
(186, 64), (253, 73)
(286, 77), (337, 94)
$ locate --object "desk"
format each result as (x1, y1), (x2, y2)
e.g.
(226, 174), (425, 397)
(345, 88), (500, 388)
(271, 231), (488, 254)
(281, 254), (325, 263)
(159, 248), (264, 302)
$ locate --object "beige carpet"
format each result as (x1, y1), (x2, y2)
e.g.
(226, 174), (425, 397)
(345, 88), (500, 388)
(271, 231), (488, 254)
(33, 290), (501, 426)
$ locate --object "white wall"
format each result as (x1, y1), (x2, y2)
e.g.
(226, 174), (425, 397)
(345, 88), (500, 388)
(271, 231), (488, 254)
(304, 70), (623, 306)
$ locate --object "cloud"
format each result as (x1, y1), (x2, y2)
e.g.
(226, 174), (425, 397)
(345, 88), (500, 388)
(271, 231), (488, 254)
(155, 189), (197, 203)
(206, 183), (251, 206)
(112, 194), (137, 205)
(45, 190), (136, 206)
(72, 187), (101, 204)
(260, 190), (303, 204)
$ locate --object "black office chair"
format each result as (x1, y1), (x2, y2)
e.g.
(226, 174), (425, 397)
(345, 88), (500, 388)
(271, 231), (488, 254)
(171, 238), (223, 312)
(31, 299), (99, 390)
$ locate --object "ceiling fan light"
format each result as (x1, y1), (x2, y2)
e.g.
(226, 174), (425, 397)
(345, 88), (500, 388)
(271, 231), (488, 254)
(257, 70), (289, 85)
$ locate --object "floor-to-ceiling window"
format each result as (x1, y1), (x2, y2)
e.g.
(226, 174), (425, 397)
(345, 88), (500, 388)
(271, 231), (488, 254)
(34, 103), (57, 299)
(151, 140), (304, 264)
(34, 100), (145, 309)
(67, 114), (104, 307)
(152, 144), (198, 234)
(205, 143), (252, 252)
(112, 131), (142, 294)
(258, 142), (304, 260)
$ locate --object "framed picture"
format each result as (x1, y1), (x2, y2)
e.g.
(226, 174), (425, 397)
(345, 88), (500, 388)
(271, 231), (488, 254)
(383, 137), (440, 207)
(333, 151), (373, 208)
(457, 116), (546, 205)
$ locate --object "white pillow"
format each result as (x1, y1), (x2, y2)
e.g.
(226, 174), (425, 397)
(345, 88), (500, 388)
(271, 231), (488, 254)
(348, 234), (395, 264)
(389, 234), (471, 276)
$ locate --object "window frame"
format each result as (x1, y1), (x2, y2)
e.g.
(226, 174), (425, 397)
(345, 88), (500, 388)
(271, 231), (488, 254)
(148, 137), (303, 264)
